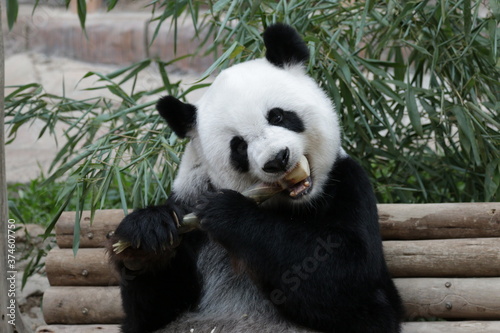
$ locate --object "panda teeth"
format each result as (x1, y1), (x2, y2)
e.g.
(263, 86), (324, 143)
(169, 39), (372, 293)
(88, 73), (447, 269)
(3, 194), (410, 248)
(288, 176), (313, 198)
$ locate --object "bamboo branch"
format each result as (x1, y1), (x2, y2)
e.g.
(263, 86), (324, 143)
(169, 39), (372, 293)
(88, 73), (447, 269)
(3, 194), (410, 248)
(112, 183), (284, 254)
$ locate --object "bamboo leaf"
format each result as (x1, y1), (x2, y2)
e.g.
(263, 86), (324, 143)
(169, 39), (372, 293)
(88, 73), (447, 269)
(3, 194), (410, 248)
(451, 106), (481, 166)
(215, 0), (239, 41)
(43, 184), (76, 239)
(330, 48), (351, 84)
(107, 0), (118, 11)
(77, 0), (87, 31)
(118, 60), (152, 85)
(72, 185), (83, 256)
(213, 0), (232, 13)
(7, 201), (25, 224)
(114, 166), (129, 216)
(463, 0), (471, 43)
(406, 85), (423, 136)
(198, 41), (240, 81)
(402, 40), (432, 57)
(106, 85), (135, 105)
(394, 47), (406, 81)
(178, 83), (211, 99)
(372, 80), (404, 105)
(485, 162), (500, 201)
(6, 0), (19, 30)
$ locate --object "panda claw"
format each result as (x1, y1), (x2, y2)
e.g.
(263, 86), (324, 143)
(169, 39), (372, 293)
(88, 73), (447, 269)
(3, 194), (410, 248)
(171, 211), (181, 228)
(169, 231), (174, 247)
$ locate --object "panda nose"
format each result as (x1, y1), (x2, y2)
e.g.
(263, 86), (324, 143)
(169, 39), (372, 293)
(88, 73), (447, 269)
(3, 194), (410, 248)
(262, 148), (290, 173)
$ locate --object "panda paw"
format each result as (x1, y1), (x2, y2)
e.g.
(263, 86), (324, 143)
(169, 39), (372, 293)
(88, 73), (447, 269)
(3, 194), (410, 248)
(194, 189), (258, 236)
(111, 203), (184, 255)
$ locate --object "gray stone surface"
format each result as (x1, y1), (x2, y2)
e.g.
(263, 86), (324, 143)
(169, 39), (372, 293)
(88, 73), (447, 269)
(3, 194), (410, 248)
(5, 4), (214, 72)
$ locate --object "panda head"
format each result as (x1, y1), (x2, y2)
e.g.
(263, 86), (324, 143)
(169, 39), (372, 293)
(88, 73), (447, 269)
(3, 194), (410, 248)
(157, 24), (341, 202)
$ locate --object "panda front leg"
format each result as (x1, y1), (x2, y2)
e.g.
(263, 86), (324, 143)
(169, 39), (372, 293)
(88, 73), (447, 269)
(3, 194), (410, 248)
(108, 197), (204, 333)
(194, 190), (358, 332)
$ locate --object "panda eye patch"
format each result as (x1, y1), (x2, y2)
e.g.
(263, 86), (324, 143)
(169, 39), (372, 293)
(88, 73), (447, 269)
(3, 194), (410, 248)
(268, 108), (284, 125)
(230, 136), (249, 172)
(236, 139), (247, 155)
(267, 108), (305, 133)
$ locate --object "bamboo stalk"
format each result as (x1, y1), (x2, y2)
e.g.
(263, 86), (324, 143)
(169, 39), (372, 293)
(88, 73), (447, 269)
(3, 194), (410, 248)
(112, 183), (284, 253)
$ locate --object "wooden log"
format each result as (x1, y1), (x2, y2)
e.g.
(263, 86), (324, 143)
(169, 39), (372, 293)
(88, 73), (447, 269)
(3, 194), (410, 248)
(42, 279), (500, 324)
(402, 321), (500, 333)
(43, 287), (124, 325)
(54, 203), (500, 248)
(56, 210), (125, 248)
(33, 321), (500, 333)
(384, 238), (500, 277)
(396, 278), (500, 320)
(45, 238), (500, 287)
(379, 203), (500, 240)
(36, 325), (120, 333)
(46, 248), (118, 286)
(32, 322), (500, 333)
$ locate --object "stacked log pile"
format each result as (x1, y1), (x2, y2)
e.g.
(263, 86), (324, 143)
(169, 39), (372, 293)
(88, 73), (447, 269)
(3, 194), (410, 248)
(38, 203), (500, 333)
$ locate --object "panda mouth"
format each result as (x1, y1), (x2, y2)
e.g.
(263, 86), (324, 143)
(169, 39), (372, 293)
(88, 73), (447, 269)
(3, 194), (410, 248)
(277, 155), (313, 199)
(287, 176), (313, 199)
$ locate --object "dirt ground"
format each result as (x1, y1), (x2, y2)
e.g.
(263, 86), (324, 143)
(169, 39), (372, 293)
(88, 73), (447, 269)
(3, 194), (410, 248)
(11, 223), (52, 331)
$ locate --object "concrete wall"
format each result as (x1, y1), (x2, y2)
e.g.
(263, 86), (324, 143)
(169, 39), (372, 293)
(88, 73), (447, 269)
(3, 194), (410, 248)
(5, 5), (214, 72)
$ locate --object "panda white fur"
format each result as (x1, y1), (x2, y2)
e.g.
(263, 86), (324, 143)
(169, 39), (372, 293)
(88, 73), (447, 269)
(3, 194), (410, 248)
(109, 24), (403, 333)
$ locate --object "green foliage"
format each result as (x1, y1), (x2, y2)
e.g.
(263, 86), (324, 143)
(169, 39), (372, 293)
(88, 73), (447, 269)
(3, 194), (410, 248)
(7, 172), (150, 287)
(8, 176), (61, 226)
(7, 173), (137, 226)
(6, 57), (203, 239)
(5, 0), (19, 30)
(188, 0), (500, 203)
(8, 176), (58, 289)
(5, 0), (500, 241)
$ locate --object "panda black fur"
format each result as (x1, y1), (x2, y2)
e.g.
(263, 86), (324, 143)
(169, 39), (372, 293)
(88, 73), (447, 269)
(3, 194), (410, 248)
(109, 24), (404, 333)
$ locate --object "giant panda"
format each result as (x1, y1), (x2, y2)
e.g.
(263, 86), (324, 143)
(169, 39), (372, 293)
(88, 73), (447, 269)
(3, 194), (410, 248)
(109, 23), (404, 333)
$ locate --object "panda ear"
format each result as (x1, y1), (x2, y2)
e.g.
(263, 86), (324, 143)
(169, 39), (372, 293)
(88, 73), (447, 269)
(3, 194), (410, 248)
(263, 23), (309, 68)
(156, 96), (197, 138)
